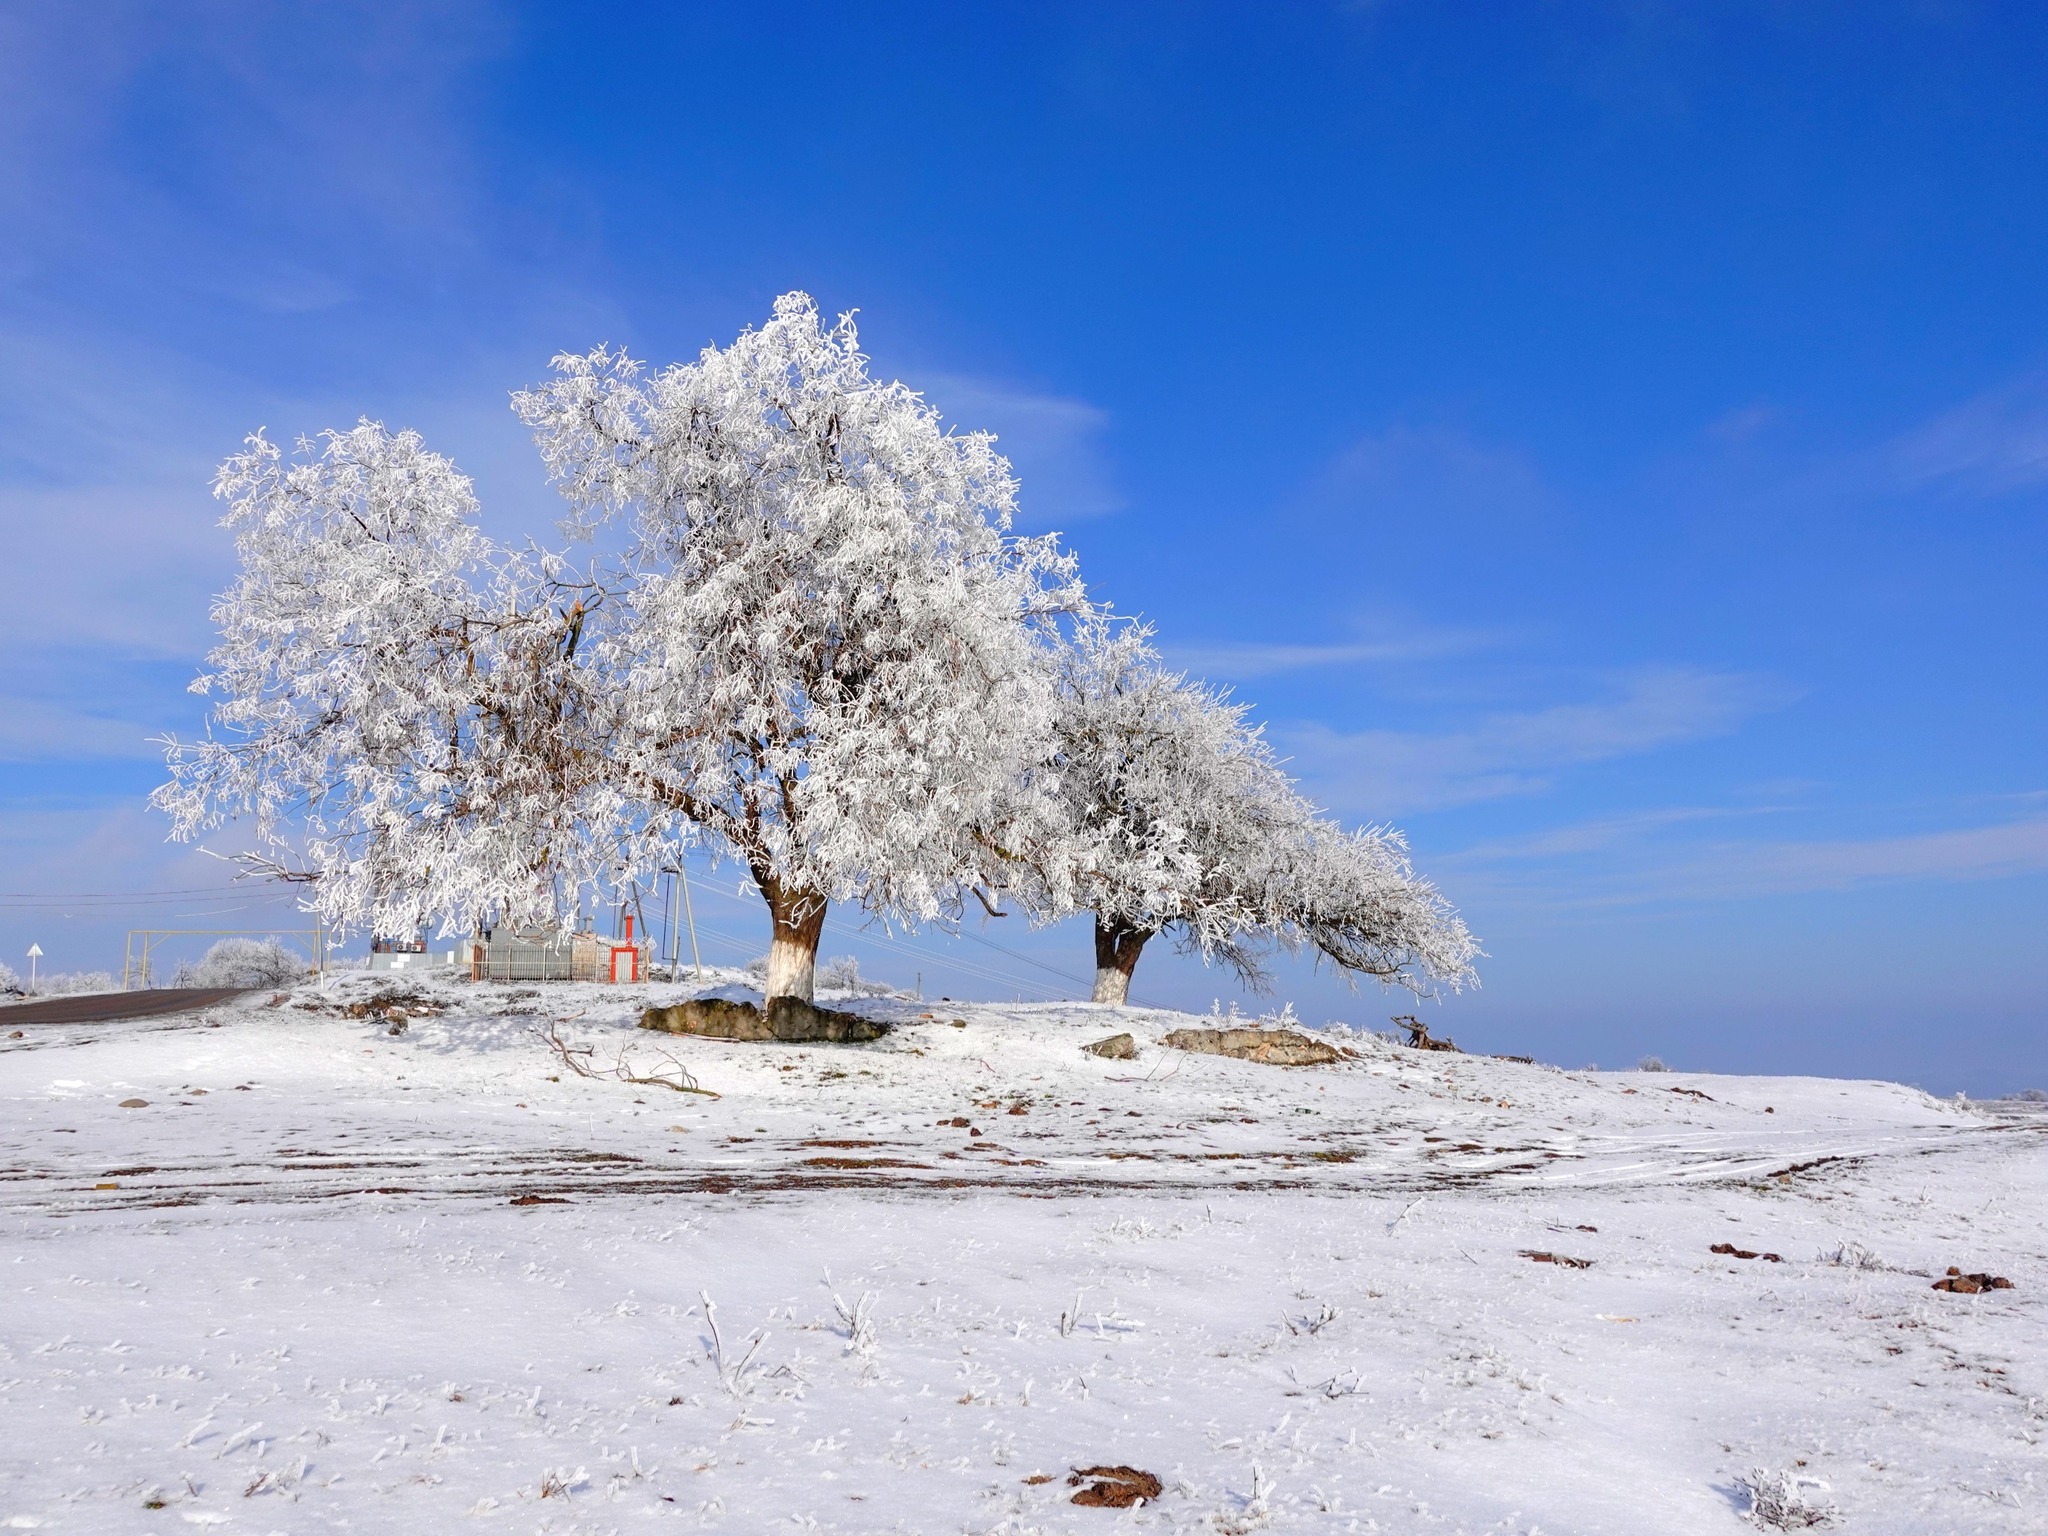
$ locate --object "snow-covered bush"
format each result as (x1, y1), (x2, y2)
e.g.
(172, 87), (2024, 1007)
(35, 970), (120, 996)
(170, 937), (309, 989)
(1737, 1466), (1838, 1529)
(1637, 1055), (1671, 1072)
(815, 955), (901, 998)
(0, 961), (18, 995)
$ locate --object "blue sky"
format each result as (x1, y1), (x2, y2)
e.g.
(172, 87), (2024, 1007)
(2, 2), (2044, 1092)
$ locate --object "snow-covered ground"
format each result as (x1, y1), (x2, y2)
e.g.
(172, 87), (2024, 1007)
(2, 974), (2042, 1533)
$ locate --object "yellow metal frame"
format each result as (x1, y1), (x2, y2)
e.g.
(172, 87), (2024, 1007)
(123, 926), (326, 990)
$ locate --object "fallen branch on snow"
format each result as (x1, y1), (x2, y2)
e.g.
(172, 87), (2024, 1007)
(538, 1020), (717, 1096)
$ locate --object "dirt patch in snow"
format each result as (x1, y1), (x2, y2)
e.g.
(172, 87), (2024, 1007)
(1067, 1465), (1163, 1507)
(1712, 1242), (1784, 1262)
(1931, 1267), (2013, 1293)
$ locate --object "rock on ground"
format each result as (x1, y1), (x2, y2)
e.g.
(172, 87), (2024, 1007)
(640, 994), (890, 1043)
(1161, 1025), (1341, 1066)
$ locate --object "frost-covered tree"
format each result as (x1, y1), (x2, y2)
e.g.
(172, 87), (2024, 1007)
(154, 421), (623, 942)
(159, 294), (1082, 1005)
(512, 294), (1082, 1002)
(1024, 617), (1477, 1005)
(171, 936), (312, 989)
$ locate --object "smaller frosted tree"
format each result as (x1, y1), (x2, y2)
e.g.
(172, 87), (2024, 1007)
(1028, 617), (1476, 1005)
(153, 421), (622, 941)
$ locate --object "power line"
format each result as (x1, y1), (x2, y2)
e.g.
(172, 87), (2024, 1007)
(0, 887), (298, 908)
(656, 870), (1153, 1006)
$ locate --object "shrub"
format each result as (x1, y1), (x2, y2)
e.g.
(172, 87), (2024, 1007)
(815, 955), (900, 998)
(1737, 1466), (1837, 1529)
(172, 937), (309, 989)
(1636, 1055), (1671, 1072)
(37, 970), (120, 996)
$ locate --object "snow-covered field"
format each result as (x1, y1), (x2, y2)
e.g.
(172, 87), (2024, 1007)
(2, 975), (2042, 1533)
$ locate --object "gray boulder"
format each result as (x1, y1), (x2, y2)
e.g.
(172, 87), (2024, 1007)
(639, 995), (890, 1044)
(1160, 1026), (1340, 1067)
(1082, 1032), (1138, 1060)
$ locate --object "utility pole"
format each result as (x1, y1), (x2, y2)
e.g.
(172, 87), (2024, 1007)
(677, 864), (704, 981)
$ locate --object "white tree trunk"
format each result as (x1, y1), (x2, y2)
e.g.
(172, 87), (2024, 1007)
(761, 877), (826, 1003)
(1091, 919), (1149, 1006)
(1091, 962), (1132, 1006)
(765, 929), (819, 1003)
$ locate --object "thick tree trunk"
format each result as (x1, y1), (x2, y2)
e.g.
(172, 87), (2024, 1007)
(1091, 918), (1152, 1006)
(760, 875), (827, 1003)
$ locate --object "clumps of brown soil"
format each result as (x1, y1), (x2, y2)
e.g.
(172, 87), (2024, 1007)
(1932, 1267), (2014, 1293)
(1083, 1032), (1137, 1060)
(1160, 1027), (1339, 1067)
(1068, 1466), (1163, 1508)
(343, 990), (444, 1021)
(639, 996), (890, 1044)
(509, 1193), (569, 1206)
(1712, 1242), (1784, 1263)
(1520, 1249), (1592, 1269)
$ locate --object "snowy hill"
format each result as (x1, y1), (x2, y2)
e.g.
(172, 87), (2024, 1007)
(1, 976), (2041, 1532)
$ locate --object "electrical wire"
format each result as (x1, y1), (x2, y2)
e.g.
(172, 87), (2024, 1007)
(642, 867), (1165, 1007)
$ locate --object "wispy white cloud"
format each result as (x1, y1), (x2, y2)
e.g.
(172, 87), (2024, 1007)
(0, 698), (169, 765)
(1312, 421), (1552, 527)
(1169, 622), (1500, 680)
(1279, 666), (1793, 815)
(1684, 817), (2048, 897)
(0, 2), (508, 301)
(913, 373), (1124, 525)
(1440, 802), (2048, 910)
(1887, 375), (2048, 496)
(1443, 805), (1779, 864)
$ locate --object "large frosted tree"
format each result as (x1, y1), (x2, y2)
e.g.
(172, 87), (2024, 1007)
(1027, 617), (1478, 1005)
(513, 294), (1082, 1000)
(159, 295), (1084, 1001)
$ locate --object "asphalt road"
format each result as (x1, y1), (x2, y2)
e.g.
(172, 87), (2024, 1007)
(0, 988), (251, 1027)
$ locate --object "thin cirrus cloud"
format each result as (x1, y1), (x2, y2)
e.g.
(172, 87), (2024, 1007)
(0, 3), (502, 298)
(914, 372), (1125, 526)
(1169, 624), (1502, 680)
(1885, 375), (2048, 497)
(1445, 808), (2048, 910)
(1676, 816), (2048, 900)
(1276, 666), (1794, 816)
(1312, 420), (1553, 531)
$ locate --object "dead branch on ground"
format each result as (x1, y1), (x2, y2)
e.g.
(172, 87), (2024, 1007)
(538, 1018), (718, 1096)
